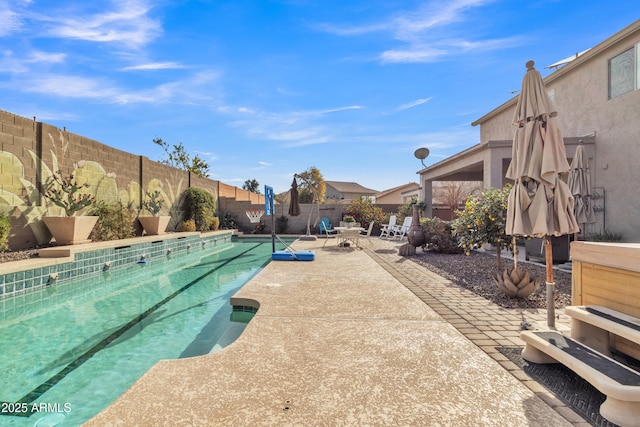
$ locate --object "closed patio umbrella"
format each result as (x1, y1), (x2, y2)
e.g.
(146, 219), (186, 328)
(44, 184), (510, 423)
(505, 60), (579, 327)
(288, 177), (301, 216)
(568, 142), (595, 237)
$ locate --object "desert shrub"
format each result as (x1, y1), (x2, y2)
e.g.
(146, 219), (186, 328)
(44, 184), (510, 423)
(0, 212), (10, 252)
(344, 197), (385, 230)
(275, 215), (288, 234)
(89, 201), (136, 241)
(210, 216), (220, 231)
(420, 217), (462, 254)
(178, 219), (196, 232)
(183, 188), (216, 231)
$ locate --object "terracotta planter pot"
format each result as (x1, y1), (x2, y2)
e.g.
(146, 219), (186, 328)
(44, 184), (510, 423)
(139, 216), (171, 235)
(43, 216), (98, 245)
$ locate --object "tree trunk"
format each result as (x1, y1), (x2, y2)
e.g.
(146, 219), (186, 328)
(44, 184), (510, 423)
(495, 242), (502, 271)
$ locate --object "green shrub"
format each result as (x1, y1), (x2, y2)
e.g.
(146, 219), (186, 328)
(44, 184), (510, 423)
(276, 215), (288, 234)
(183, 188), (216, 231)
(210, 216), (220, 231)
(89, 201), (136, 241)
(0, 212), (10, 252)
(420, 217), (462, 254)
(344, 197), (385, 230)
(178, 219), (196, 232)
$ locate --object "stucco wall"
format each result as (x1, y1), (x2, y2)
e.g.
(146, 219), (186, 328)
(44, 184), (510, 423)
(476, 28), (640, 242)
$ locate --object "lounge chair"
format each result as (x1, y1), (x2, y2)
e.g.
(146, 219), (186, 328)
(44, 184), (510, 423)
(379, 215), (396, 239)
(392, 217), (412, 241)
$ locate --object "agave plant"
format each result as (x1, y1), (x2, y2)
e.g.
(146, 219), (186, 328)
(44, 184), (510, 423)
(494, 236), (540, 298)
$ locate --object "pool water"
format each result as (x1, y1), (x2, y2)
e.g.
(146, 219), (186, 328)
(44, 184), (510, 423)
(0, 239), (283, 426)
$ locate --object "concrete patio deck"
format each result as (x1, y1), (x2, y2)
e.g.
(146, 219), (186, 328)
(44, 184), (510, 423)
(85, 237), (585, 426)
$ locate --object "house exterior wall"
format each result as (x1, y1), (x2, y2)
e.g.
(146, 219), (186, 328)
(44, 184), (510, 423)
(476, 26), (640, 241)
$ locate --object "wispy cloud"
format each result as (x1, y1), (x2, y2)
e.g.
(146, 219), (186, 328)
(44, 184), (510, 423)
(121, 62), (186, 71)
(0, 6), (21, 36)
(316, 0), (520, 63)
(15, 70), (220, 105)
(220, 104), (364, 147)
(292, 105), (362, 117)
(396, 97), (432, 112)
(26, 50), (66, 63)
(44, 0), (161, 49)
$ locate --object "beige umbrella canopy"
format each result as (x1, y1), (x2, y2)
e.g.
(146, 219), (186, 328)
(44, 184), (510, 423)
(505, 60), (579, 327)
(568, 143), (596, 234)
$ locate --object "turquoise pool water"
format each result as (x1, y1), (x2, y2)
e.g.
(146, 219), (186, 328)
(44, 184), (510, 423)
(0, 239), (285, 426)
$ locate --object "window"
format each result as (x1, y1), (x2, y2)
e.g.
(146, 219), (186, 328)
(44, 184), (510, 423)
(608, 44), (640, 99)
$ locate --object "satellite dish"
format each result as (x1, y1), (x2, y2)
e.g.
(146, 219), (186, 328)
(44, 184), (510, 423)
(414, 147), (430, 167)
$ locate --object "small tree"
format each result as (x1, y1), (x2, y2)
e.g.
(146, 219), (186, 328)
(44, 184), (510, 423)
(243, 179), (261, 194)
(296, 167), (325, 203)
(451, 185), (513, 270)
(153, 137), (210, 177)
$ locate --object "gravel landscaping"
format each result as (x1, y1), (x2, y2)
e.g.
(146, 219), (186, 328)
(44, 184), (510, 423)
(410, 249), (572, 310)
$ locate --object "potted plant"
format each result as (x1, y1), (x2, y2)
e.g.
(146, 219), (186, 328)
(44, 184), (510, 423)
(41, 170), (98, 245)
(138, 190), (171, 235)
(342, 215), (356, 228)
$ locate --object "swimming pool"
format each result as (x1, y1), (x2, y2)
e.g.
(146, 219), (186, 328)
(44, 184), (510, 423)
(0, 238), (286, 426)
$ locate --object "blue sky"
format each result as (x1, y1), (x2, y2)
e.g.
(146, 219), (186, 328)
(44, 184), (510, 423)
(1, 1), (638, 194)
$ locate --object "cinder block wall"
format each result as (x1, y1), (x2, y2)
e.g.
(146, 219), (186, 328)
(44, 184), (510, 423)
(218, 198), (345, 235)
(0, 109), (264, 250)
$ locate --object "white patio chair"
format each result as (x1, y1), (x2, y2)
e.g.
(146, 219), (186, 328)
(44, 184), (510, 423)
(379, 216), (396, 239)
(391, 217), (412, 241)
(359, 221), (375, 246)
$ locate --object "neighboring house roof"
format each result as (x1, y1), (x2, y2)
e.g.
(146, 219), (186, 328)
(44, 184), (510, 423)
(375, 182), (420, 199)
(325, 181), (378, 194)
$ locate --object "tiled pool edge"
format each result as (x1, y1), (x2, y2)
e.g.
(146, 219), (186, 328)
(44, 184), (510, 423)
(0, 231), (235, 299)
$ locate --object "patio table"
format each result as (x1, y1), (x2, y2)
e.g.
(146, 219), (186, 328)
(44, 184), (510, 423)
(335, 226), (364, 249)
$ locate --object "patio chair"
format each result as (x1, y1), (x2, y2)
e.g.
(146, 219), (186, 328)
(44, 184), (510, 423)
(391, 217), (412, 241)
(319, 217), (338, 238)
(359, 221), (375, 245)
(379, 215), (396, 239)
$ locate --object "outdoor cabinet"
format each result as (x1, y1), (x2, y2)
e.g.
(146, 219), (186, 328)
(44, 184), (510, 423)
(525, 235), (570, 263)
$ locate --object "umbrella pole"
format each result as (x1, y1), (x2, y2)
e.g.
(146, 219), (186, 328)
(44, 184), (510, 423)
(545, 236), (555, 328)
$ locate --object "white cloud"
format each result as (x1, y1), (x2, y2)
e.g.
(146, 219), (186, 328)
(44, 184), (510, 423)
(396, 97), (432, 111)
(121, 62), (185, 71)
(381, 47), (447, 63)
(16, 70), (220, 105)
(316, 0), (517, 64)
(45, 0), (161, 49)
(27, 51), (66, 63)
(0, 6), (21, 36)
(22, 75), (121, 99)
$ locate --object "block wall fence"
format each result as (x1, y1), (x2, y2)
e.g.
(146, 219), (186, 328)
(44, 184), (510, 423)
(0, 109), (264, 250)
